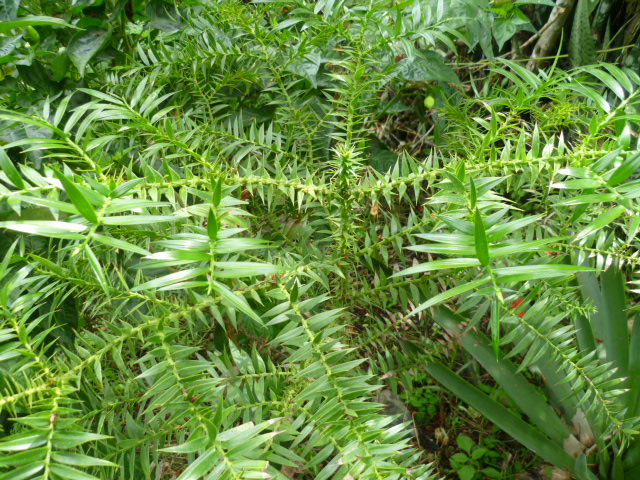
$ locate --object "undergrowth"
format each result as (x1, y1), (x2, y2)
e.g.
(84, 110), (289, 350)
(0, 1), (639, 479)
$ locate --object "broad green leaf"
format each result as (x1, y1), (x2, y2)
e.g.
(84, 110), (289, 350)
(587, 68), (626, 100)
(210, 399), (224, 441)
(29, 253), (68, 276)
(0, 34), (20, 60)
(67, 27), (109, 76)
(0, 239), (17, 279)
(54, 169), (98, 224)
(579, 268), (629, 382)
(398, 50), (460, 84)
(629, 312), (640, 417)
(551, 179), (602, 190)
(569, 0), (596, 67)
(457, 465), (476, 480)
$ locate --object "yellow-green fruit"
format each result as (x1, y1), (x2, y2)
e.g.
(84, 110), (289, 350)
(25, 26), (40, 45)
(423, 95), (435, 109)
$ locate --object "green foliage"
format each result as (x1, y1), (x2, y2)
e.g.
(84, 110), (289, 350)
(0, 0), (639, 479)
(449, 434), (502, 480)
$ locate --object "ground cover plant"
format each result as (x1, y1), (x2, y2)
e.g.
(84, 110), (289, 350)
(0, 0), (640, 479)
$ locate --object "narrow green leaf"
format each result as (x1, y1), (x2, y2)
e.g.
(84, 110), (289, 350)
(175, 450), (219, 480)
(0, 464), (43, 480)
(426, 361), (574, 470)
(102, 215), (179, 226)
(212, 177), (223, 206)
(160, 435), (208, 454)
(434, 307), (572, 444)
(599, 268), (629, 379)
(49, 463), (100, 480)
(84, 245), (109, 294)
(0, 147), (24, 188)
(111, 178), (143, 198)
(392, 258), (481, 277)
(131, 267), (208, 291)
(207, 208), (218, 241)
(490, 300), (500, 357)
(54, 169), (98, 224)
(0, 239), (17, 280)
(51, 452), (117, 467)
(575, 205), (625, 241)
(410, 276), (491, 316)
(215, 261), (279, 278)
(469, 177), (477, 210)
(0, 432), (46, 451)
(0, 447), (46, 466)
(474, 209), (490, 267)
(51, 432), (111, 449)
(213, 281), (263, 325)
(575, 454), (599, 480)
(0, 15), (75, 32)
(607, 152), (640, 187)
(93, 233), (150, 256)
(0, 221), (87, 239)
(494, 264), (595, 282)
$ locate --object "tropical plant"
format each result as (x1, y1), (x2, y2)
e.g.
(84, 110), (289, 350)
(394, 63), (640, 478)
(0, 0), (639, 479)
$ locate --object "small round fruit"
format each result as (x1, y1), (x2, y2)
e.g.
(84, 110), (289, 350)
(423, 95), (435, 109)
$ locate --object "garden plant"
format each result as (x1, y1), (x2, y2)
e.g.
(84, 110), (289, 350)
(0, 0), (639, 479)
